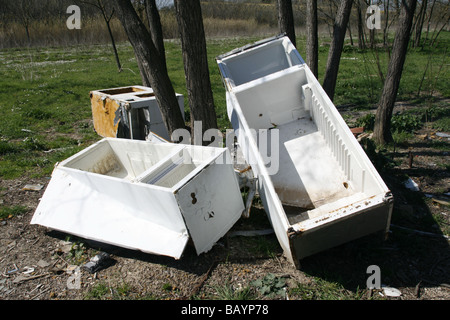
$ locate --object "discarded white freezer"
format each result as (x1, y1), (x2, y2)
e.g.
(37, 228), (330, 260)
(31, 138), (244, 259)
(90, 85), (184, 141)
(216, 36), (394, 268)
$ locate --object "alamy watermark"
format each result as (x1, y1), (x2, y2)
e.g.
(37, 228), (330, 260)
(366, 265), (381, 289)
(66, 5), (81, 30)
(171, 121), (280, 176)
(366, 5), (381, 30)
(67, 266), (81, 290)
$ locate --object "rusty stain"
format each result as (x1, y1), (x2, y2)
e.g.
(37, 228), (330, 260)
(236, 166), (252, 174)
(91, 93), (121, 138)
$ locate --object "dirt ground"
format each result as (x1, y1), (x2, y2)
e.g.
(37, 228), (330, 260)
(1, 102), (449, 301)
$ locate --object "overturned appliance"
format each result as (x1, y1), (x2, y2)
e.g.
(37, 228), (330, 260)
(216, 35), (393, 268)
(31, 138), (244, 259)
(90, 85), (184, 141)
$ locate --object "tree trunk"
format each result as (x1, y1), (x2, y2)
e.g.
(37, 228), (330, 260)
(357, 0), (366, 49)
(113, 0), (186, 139)
(373, 0), (418, 145)
(277, 0), (296, 48)
(383, 0), (390, 46)
(306, 0), (318, 78)
(105, 17), (122, 72)
(99, 2), (122, 72)
(145, 0), (166, 70)
(414, 0), (427, 47)
(174, 0), (218, 145)
(322, 0), (353, 102)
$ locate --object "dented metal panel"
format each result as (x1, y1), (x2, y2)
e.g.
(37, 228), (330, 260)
(216, 36), (393, 268)
(90, 85), (184, 141)
(31, 138), (244, 259)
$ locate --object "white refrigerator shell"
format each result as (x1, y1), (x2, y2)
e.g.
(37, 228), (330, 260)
(31, 138), (244, 259)
(216, 36), (393, 268)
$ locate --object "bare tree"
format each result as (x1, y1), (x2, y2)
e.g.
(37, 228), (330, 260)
(144, 0), (166, 70)
(373, 0), (418, 145)
(322, 0), (353, 102)
(4, 0), (37, 45)
(306, 0), (318, 78)
(356, 0), (367, 49)
(113, 0), (186, 139)
(174, 0), (218, 144)
(80, 0), (122, 72)
(277, 0), (296, 48)
(413, 0), (427, 47)
(383, 0), (391, 47)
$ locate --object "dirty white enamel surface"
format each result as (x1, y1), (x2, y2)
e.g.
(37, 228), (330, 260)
(31, 138), (244, 259)
(217, 36), (393, 267)
(90, 85), (184, 141)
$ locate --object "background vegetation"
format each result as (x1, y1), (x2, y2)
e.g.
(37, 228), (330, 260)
(0, 0), (448, 301)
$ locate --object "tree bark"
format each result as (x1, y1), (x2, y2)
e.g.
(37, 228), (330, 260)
(383, 0), (390, 46)
(145, 0), (166, 70)
(356, 0), (366, 49)
(277, 0), (296, 48)
(113, 0), (186, 139)
(99, 1), (122, 72)
(373, 0), (418, 145)
(413, 0), (427, 47)
(174, 0), (218, 144)
(322, 0), (353, 102)
(306, 0), (318, 78)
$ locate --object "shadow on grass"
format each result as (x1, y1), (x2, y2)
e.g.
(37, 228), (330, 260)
(298, 169), (449, 297)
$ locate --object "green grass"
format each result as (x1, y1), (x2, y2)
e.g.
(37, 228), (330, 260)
(289, 277), (370, 300)
(0, 205), (28, 220)
(0, 32), (448, 181)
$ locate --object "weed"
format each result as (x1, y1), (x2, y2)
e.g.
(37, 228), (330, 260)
(391, 112), (422, 133)
(251, 273), (286, 298)
(359, 138), (396, 171)
(84, 282), (109, 300)
(114, 282), (132, 299)
(0, 140), (19, 155)
(355, 113), (375, 131)
(289, 278), (370, 300)
(248, 235), (280, 258)
(23, 108), (53, 120)
(67, 241), (88, 265)
(0, 205), (28, 220)
(211, 282), (256, 300)
(162, 282), (173, 291)
(392, 131), (414, 146)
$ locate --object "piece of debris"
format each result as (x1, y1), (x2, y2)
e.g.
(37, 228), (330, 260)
(7, 264), (19, 274)
(436, 132), (450, 140)
(37, 260), (50, 268)
(356, 132), (372, 142)
(22, 266), (35, 275)
(66, 265), (79, 274)
(432, 198), (450, 206)
(12, 273), (50, 284)
(381, 285), (402, 297)
(417, 133), (428, 140)
(22, 184), (44, 191)
(350, 127), (364, 136)
(82, 252), (114, 274)
(408, 151), (413, 168)
(404, 177), (419, 191)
